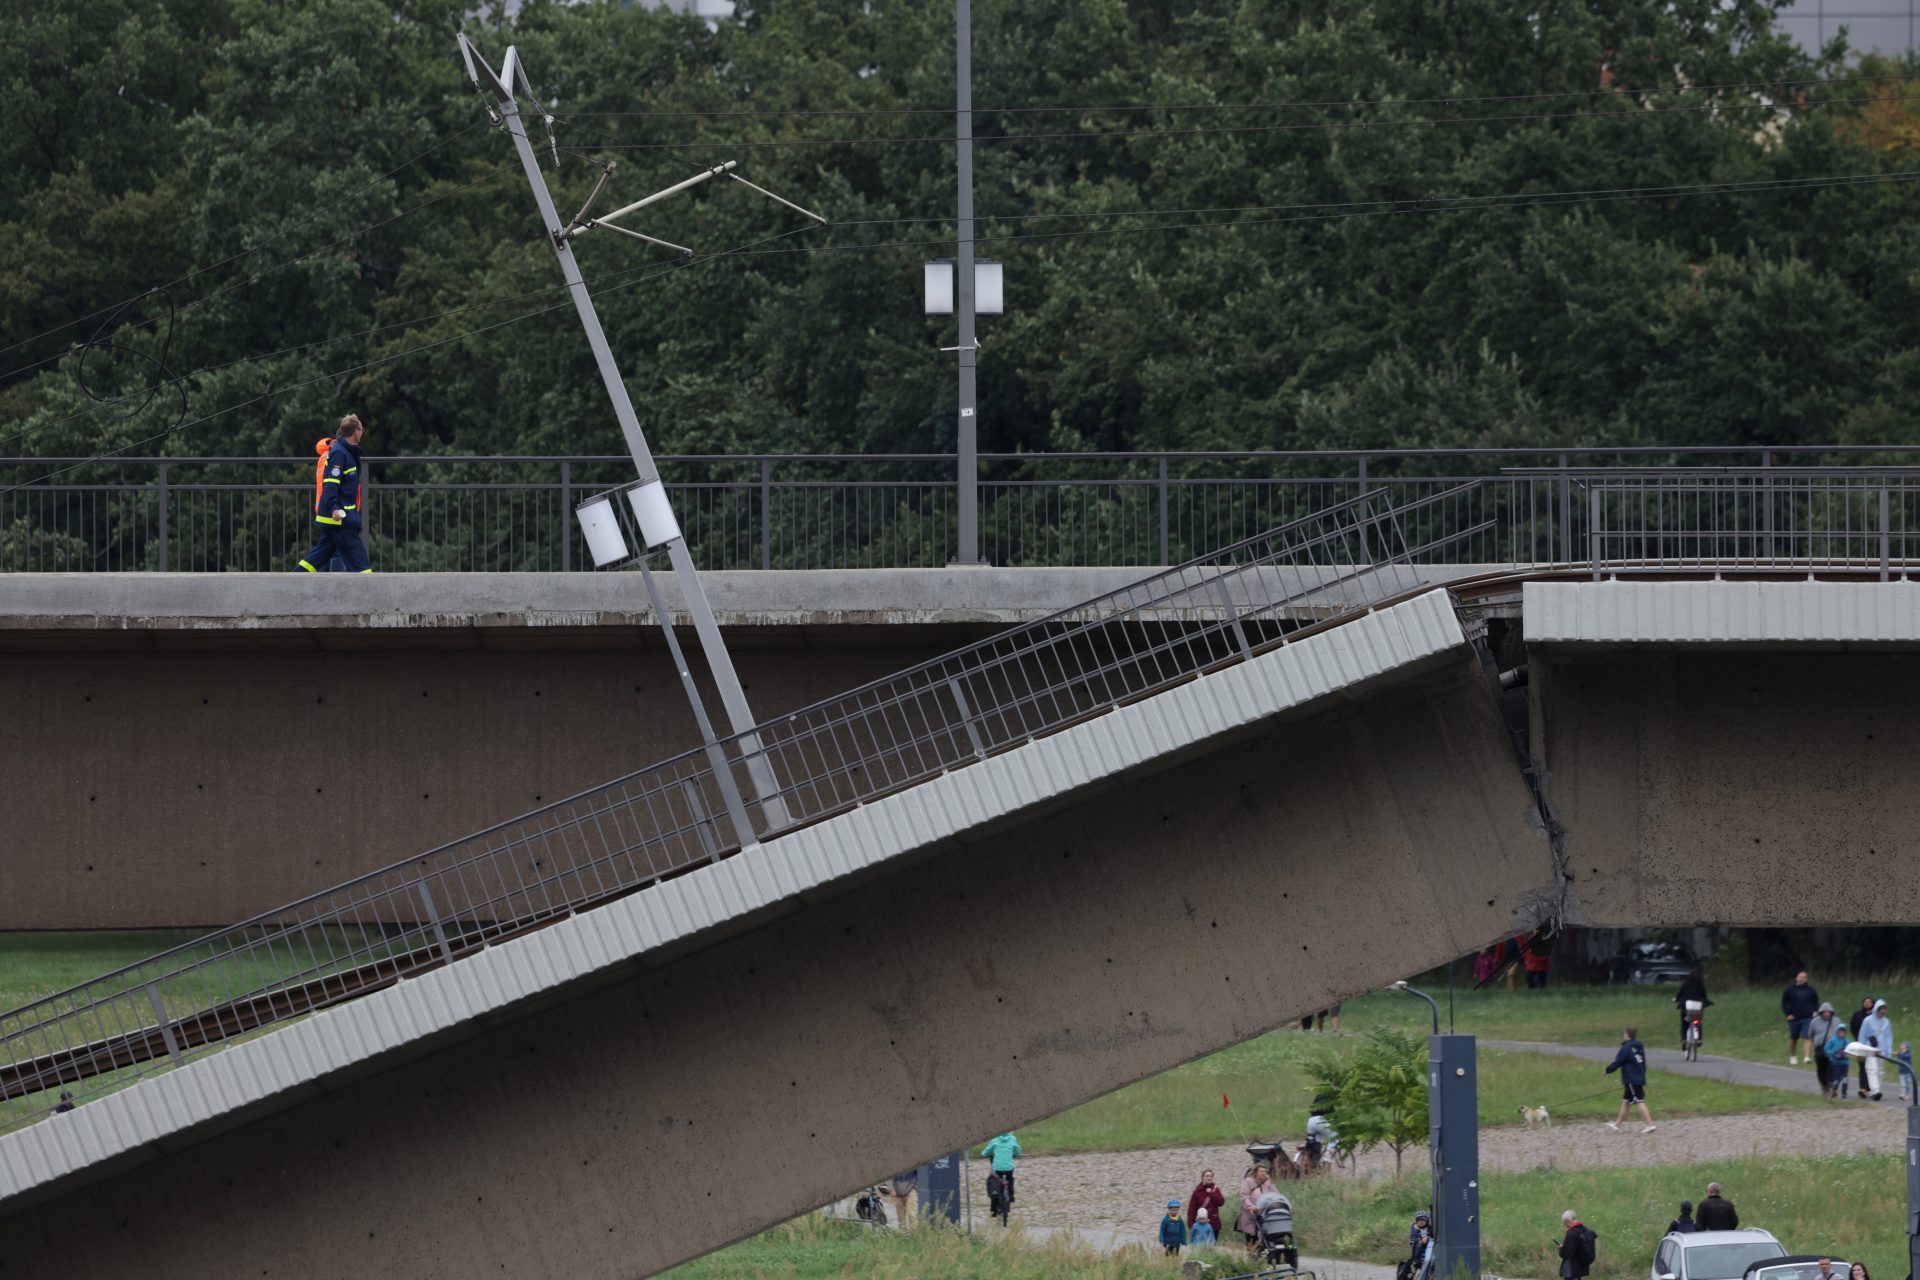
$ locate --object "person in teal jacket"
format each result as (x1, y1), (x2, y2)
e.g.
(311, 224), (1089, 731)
(981, 1132), (1021, 1219)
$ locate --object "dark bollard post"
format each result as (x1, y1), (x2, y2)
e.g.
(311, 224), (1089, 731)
(1430, 1034), (1480, 1280)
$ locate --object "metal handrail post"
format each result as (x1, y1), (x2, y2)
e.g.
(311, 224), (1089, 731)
(1882, 486), (1892, 582)
(760, 457), (773, 571)
(1557, 452), (1571, 564)
(1589, 486), (1602, 581)
(1157, 456), (1170, 564)
(155, 461), (169, 572)
(559, 459), (572, 572)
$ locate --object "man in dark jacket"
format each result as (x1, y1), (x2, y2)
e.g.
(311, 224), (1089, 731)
(1695, 1183), (1738, 1230)
(1604, 1026), (1656, 1133)
(1782, 971), (1820, 1064)
(1675, 969), (1711, 1051)
(297, 414), (371, 574)
(1558, 1211), (1597, 1278)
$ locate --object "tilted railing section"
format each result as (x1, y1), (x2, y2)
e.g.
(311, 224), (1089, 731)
(0, 484), (1488, 1131)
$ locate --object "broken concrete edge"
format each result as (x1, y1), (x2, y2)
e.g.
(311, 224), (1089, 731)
(0, 587), (1479, 1213)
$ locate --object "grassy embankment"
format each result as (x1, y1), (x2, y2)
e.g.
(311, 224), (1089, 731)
(669, 1153), (1903, 1279)
(1351, 981), (1920, 1068)
(1023, 1017), (1829, 1155)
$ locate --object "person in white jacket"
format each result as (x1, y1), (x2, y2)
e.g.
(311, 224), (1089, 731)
(1860, 1000), (1894, 1101)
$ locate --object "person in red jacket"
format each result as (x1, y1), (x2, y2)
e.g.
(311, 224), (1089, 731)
(1522, 935), (1553, 988)
(1186, 1168), (1225, 1235)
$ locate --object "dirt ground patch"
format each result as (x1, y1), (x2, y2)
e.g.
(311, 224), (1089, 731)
(1003, 1106), (1906, 1235)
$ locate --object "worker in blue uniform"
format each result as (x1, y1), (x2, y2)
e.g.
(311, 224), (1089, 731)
(297, 414), (371, 573)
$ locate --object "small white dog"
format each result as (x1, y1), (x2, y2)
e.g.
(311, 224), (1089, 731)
(1518, 1105), (1552, 1129)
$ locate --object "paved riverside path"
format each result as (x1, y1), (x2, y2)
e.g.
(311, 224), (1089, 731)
(1482, 1039), (1915, 1107)
(1012, 1223), (1399, 1280)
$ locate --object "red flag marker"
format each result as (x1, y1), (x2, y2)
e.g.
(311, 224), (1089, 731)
(1222, 1093), (1231, 1109)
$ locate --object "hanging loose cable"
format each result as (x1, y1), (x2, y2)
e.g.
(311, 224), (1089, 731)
(68, 288), (188, 434)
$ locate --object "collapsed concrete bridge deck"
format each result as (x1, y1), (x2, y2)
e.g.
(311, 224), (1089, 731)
(8, 575), (1920, 1277)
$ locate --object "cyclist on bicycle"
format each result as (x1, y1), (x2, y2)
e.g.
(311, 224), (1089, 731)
(1673, 968), (1711, 1051)
(1306, 1103), (1339, 1160)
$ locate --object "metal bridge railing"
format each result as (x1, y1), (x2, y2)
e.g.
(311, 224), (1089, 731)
(10, 446), (1920, 572)
(0, 483), (1472, 1131)
(1575, 469), (1920, 579)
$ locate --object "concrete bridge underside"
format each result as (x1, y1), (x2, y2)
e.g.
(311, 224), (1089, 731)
(0, 648), (1550, 1278)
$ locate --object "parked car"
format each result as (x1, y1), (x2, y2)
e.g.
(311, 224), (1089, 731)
(1651, 1229), (1785, 1280)
(1742, 1256), (1849, 1280)
(1609, 939), (1699, 985)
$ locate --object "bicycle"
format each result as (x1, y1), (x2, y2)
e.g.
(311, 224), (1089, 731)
(1682, 999), (1705, 1062)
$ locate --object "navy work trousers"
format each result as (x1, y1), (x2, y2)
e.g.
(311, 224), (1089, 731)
(298, 520), (370, 573)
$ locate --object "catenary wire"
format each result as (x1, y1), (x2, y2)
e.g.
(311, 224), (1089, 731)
(557, 71), (1910, 119)
(0, 222), (822, 496)
(7, 166), (1914, 454)
(552, 88), (1920, 153)
(0, 161), (519, 390)
(0, 120), (488, 366)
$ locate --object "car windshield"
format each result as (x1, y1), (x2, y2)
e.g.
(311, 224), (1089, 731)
(1686, 1243), (1787, 1279)
(1750, 1265), (1845, 1280)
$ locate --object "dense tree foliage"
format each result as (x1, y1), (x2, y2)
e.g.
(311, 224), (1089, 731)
(2, 0), (1917, 473)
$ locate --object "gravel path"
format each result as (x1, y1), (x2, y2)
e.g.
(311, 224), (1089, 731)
(999, 1106), (1907, 1236)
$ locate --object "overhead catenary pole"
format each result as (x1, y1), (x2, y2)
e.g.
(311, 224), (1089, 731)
(459, 35), (785, 829)
(953, 0), (980, 565)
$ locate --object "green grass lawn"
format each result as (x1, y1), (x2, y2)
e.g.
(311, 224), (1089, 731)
(1281, 1152), (1903, 1280)
(663, 1214), (1245, 1279)
(670, 1153), (1902, 1279)
(1349, 982), (1920, 1068)
(1022, 1030), (1828, 1156)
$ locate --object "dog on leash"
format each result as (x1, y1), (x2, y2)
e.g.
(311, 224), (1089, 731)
(1518, 1105), (1551, 1129)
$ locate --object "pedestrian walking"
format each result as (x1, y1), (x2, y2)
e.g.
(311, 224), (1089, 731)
(1665, 1200), (1698, 1234)
(1237, 1165), (1274, 1255)
(1809, 1002), (1843, 1094)
(296, 414), (371, 574)
(1696, 1183), (1739, 1230)
(1191, 1208), (1216, 1248)
(1825, 1023), (1853, 1098)
(1860, 999), (1894, 1100)
(1161, 1199), (1189, 1256)
(1851, 996), (1874, 1095)
(1896, 1041), (1914, 1101)
(1848, 1263), (1871, 1280)
(1557, 1211), (1597, 1279)
(1782, 970), (1820, 1064)
(1604, 1026), (1657, 1133)
(1186, 1168), (1225, 1235)
(887, 1168), (918, 1228)
(1523, 935), (1553, 988)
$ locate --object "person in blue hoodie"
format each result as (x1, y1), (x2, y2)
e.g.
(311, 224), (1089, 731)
(1604, 1025), (1657, 1133)
(1860, 1000), (1894, 1100)
(1161, 1199), (1189, 1255)
(1191, 1208), (1217, 1248)
(1825, 1024), (1853, 1098)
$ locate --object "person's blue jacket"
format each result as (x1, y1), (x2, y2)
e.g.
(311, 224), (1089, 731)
(1781, 980), (1820, 1020)
(1192, 1221), (1216, 1246)
(1861, 1004), (1893, 1054)
(1826, 1031), (1852, 1066)
(315, 438), (363, 525)
(980, 1132), (1021, 1172)
(1605, 1037), (1648, 1087)
(1160, 1214), (1188, 1248)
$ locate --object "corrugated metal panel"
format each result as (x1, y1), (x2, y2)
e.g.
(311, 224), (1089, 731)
(0, 588), (1470, 1206)
(1526, 581), (1920, 644)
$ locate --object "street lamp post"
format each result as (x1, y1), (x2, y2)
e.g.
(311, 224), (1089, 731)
(1395, 981), (1479, 1280)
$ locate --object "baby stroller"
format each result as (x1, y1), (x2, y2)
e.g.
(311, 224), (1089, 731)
(1255, 1192), (1299, 1269)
